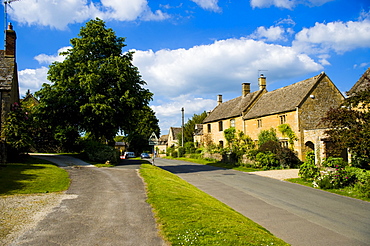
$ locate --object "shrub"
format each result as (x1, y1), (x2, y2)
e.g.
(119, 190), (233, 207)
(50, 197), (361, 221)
(259, 140), (301, 168)
(172, 151), (178, 158)
(255, 152), (279, 170)
(299, 152), (319, 181)
(82, 140), (119, 163)
(178, 147), (186, 157)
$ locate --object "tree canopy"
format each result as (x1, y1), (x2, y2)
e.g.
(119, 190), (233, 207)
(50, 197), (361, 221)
(323, 85), (370, 168)
(35, 18), (156, 147)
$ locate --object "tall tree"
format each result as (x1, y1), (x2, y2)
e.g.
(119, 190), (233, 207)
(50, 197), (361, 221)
(323, 87), (370, 168)
(35, 18), (155, 145)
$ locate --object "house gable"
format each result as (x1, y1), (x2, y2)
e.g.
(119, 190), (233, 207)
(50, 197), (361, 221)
(347, 67), (370, 96)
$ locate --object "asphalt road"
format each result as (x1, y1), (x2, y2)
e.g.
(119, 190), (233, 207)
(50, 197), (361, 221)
(153, 158), (370, 246)
(12, 155), (166, 246)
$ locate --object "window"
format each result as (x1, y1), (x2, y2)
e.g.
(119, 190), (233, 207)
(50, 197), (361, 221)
(280, 140), (289, 148)
(219, 140), (224, 148)
(207, 124), (211, 133)
(257, 119), (262, 128)
(279, 115), (286, 124)
(230, 119), (235, 128)
(219, 121), (223, 131)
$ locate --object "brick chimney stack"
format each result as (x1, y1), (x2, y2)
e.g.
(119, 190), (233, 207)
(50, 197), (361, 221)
(242, 83), (250, 97)
(217, 94), (222, 105)
(5, 23), (16, 58)
(258, 74), (266, 90)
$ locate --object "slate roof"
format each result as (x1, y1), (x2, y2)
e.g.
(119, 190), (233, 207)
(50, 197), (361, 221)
(0, 50), (16, 91)
(158, 134), (168, 145)
(243, 73), (325, 120)
(347, 67), (370, 96)
(169, 127), (182, 140)
(203, 90), (264, 123)
(194, 124), (203, 136)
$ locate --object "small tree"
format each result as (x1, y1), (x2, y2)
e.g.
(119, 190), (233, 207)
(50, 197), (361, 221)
(258, 128), (278, 147)
(322, 86), (370, 169)
(278, 124), (298, 149)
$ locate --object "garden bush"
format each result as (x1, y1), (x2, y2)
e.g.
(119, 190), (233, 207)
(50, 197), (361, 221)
(259, 140), (301, 168)
(81, 140), (119, 163)
(299, 152), (319, 181)
(255, 152), (279, 170)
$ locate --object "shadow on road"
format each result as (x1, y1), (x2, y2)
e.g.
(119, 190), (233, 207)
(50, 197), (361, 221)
(157, 163), (226, 174)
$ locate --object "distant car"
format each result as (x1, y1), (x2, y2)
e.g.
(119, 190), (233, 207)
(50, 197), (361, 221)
(123, 152), (135, 159)
(140, 153), (150, 159)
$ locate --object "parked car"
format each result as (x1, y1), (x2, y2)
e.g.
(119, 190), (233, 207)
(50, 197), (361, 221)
(123, 152), (135, 159)
(140, 153), (150, 159)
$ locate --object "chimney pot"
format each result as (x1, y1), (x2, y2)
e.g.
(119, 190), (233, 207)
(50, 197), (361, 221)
(258, 74), (266, 90)
(217, 94), (222, 105)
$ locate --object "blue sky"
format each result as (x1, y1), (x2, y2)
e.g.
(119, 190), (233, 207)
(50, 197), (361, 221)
(3, 0), (370, 135)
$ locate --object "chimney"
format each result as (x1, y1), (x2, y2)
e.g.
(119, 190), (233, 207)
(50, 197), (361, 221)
(258, 74), (266, 90)
(5, 23), (16, 58)
(217, 94), (222, 105)
(242, 83), (250, 97)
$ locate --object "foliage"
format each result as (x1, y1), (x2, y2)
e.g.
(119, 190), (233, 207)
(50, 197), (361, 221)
(80, 139), (119, 164)
(258, 128), (278, 147)
(298, 152), (319, 181)
(177, 111), (208, 144)
(223, 128), (255, 163)
(123, 106), (160, 153)
(178, 147), (185, 157)
(278, 124), (298, 149)
(184, 142), (196, 154)
(35, 18), (156, 146)
(255, 152), (279, 169)
(2, 103), (33, 157)
(322, 86), (370, 169)
(140, 164), (288, 245)
(259, 140), (301, 169)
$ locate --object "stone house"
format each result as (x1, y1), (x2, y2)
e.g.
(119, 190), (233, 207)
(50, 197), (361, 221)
(202, 76), (266, 148)
(202, 72), (344, 163)
(167, 127), (182, 148)
(155, 134), (168, 154)
(0, 24), (20, 163)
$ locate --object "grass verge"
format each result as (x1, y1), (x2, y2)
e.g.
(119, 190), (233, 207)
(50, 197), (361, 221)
(140, 164), (288, 245)
(163, 156), (260, 172)
(287, 178), (370, 202)
(0, 156), (70, 195)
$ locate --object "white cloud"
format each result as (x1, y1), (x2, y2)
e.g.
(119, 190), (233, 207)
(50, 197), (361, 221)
(34, 47), (71, 64)
(250, 0), (334, 9)
(133, 38), (323, 99)
(9, 0), (169, 30)
(18, 67), (50, 96)
(249, 26), (291, 42)
(191, 0), (221, 12)
(151, 95), (216, 133)
(293, 18), (370, 54)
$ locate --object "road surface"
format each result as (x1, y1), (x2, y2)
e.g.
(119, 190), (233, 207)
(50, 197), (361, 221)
(153, 158), (370, 246)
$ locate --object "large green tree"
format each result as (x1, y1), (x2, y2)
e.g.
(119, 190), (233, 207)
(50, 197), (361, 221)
(35, 18), (155, 146)
(323, 86), (370, 168)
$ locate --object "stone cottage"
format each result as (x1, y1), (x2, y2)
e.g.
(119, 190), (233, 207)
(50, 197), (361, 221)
(0, 24), (20, 163)
(202, 72), (344, 163)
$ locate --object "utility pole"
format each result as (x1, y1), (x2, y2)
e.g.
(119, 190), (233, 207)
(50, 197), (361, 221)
(181, 107), (184, 147)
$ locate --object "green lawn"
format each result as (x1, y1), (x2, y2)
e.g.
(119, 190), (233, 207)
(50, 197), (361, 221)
(0, 156), (70, 195)
(140, 164), (288, 245)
